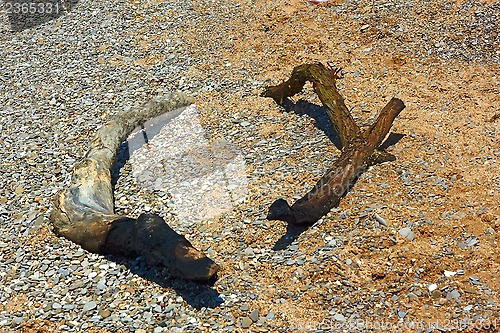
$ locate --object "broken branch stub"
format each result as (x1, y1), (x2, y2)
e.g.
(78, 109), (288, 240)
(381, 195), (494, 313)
(50, 92), (219, 281)
(263, 63), (405, 226)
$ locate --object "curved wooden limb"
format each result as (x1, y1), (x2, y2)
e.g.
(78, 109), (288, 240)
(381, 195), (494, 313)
(50, 92), (220, 281)
(263, 63), (398, 163)
(262, 63), (359, 148)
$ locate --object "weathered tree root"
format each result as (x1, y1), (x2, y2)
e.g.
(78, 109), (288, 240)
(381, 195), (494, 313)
(263, 63), (405, 226)
(50, 92), (219, 281)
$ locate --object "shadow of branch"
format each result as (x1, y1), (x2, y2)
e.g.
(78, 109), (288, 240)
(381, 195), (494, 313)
(106, 255), (223, 310)
(280, 98), (343, 150)
(272, 223), (309, 251)
(379, 132), (405, 150)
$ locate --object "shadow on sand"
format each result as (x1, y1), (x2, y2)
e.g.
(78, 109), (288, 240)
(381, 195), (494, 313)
(270, 98), (405, 250)
(106, 255), (223, 310)
(106, 120), (222, 309)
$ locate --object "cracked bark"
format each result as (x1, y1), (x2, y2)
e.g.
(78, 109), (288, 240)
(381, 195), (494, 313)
(263, 63), (405, 226)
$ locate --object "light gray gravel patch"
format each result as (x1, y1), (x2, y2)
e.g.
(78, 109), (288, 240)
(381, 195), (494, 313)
(334, 0), (500, 63)
(0, 0), (231, 331)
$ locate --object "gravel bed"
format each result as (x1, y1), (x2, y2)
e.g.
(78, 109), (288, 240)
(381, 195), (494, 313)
(1, 0), (499, 332)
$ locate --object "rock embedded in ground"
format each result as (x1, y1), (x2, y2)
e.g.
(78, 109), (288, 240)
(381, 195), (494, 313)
(83, 301), (97, 312)
(241, 316), (253, 328)
(249, 309), (259, 322)
(399, 227), (415, 241)
(374, 213), (388, 226)
(99, 309), (111, 318)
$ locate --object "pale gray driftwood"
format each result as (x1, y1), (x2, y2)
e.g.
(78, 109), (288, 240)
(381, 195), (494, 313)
(50, 92), (219, 281)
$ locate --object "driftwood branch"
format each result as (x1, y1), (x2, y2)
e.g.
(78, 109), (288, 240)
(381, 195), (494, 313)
(50, 92), (219, 281)
(263, 63), (405, 226)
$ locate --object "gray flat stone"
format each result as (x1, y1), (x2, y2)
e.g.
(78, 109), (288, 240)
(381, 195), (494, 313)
(83, 301), (97, 312)
(241, 316), (252, 328)
(333, 313), (346, 322)
(249, 309), (259, 322)
(399, 227), (415, 241)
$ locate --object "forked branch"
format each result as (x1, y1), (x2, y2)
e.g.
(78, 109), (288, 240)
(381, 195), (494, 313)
(263, 63), (405, 226)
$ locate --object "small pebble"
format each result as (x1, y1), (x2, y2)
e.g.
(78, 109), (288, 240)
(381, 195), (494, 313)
(333, 314), (346, 322)
(83, 301), (97, 312)
(444, 270), (456, 277)
(249, 309), (259, 322)
(374, 213), (387, 226)
(407, 292), (418, 301)
(99, 309), (111, 318)
(244, 247), (254, 257)
(399, 227), (415, 241)
(448, 290), (461, 299)
(241, 317), (253, 328)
